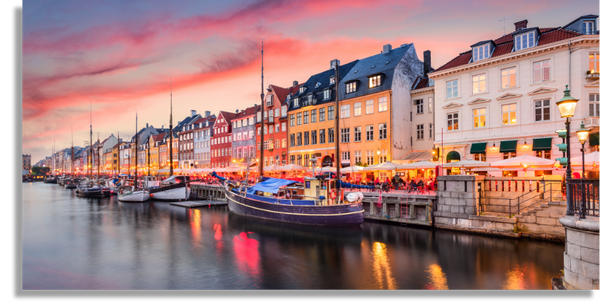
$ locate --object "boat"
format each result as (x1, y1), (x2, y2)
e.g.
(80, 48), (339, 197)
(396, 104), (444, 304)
(76, 180), (109, 198)
(65, 178), (78, 189)
(220, 42), (365, 226)
(148, 175), (190, 201)
(43, 176), (58, 184)
(118, 113), (150, 203)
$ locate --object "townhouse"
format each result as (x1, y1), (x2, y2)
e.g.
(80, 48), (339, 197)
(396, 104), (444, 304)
(211, 111), (236, 168)
(232, 105), (260, 164)
(287, 59), (358, 168)
(193, 114), (216, 168)
(428, 15), (599, 177)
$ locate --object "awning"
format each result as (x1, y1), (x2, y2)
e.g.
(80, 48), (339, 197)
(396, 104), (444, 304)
(446, 151), (460, 162)
(470, 142), (487, 154)
(532, 137), (553, 151)
(399, 151), (433, 161)
(248, 177), (299, 194)
(499, 140), (517, 153)
(590, 133), (599, 146)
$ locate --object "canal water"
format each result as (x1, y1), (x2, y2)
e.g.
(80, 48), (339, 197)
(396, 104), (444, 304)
(22, 182), (564, 290)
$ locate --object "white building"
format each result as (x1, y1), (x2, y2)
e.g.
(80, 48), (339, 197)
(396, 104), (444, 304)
(428, 16), (599, 177)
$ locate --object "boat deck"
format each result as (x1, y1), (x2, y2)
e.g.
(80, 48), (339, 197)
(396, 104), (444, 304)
(169, 200), (227, 208)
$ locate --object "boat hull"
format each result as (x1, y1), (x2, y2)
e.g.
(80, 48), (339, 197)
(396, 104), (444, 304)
(76, 187), (110, 198)
(224, 189), (364, 226)
(149, 185), (190, 201)
(118, 190), (150, 202)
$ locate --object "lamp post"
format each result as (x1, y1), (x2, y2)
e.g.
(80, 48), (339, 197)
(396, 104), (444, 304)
(576, 121), (589, 178)
(556, 85), (579, 216)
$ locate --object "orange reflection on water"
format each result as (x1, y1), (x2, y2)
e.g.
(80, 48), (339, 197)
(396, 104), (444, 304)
(371, 242), (397, 290)
(423, 264), (449, 290)
(213, 224), (222, 241)
(233, 232), (260, 276)
(503, 265), (526, 290)
(189, 209), (201, 241)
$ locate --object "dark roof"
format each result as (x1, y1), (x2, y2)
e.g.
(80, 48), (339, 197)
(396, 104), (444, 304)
(339, 44), (413, 100)
(287, 60), (359, 112)
(234, 105), (260, 120)
(411, 76), (431, 90)
(563, 14), (598, 29)
(470, 40), (495, 48)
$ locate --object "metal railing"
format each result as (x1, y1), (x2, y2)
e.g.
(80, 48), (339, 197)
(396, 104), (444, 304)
(479, 185), (562, 218)
(568, 179), (599, 218)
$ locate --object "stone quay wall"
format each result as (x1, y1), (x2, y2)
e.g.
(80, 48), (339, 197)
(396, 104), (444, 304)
(559, 216), (599, 290)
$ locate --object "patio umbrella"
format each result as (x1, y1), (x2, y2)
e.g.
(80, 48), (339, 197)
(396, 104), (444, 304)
(263, 164), (283, 172)
(364, 161), (401, 171)
(395, 161), (439, 170)
(442, 159), (490, 169)
(280, 164), (307, 172)
(340, 165), (365, 173)
(489, 155), (556, 168)
(315, 166), (337, 173)
(570, 151), (599, 167)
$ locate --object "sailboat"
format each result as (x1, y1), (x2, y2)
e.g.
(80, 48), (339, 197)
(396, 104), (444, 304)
(65, 127), (78, 189)
(76, 104), (109, 198)
(118, 113), (150, 202)
(147, 79), (190, 201)
(217, 42), (365, 226)
(44, 142), (58, 183)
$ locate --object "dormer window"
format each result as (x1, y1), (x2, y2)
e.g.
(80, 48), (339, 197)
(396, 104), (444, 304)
(323, 89), (331, 100)
(307, 94), (313, 104)
(584, 21), (595, 35)
(315, 82), (321, 88)
(329, 76), (335, 84)
(515, 31), (535, 51)
(346, 82), (357, 93)
(266, 94), (273, 106)
(472, 44), (490, 62)
(368, 75), (381, 88)
(299, 87), (306, 93)
(294, 98), (299, 107)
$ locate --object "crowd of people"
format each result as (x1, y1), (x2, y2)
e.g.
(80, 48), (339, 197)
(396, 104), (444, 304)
(341, 173), (437, 193)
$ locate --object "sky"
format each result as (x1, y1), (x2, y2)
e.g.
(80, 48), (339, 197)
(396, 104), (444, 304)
(21, 0), (598, 164)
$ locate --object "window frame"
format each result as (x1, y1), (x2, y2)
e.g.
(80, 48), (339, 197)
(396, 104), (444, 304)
(341, 128), (350, 143)
(378, 123), (387, 140)
(366, 125), (374, 141)
(378, 97), (388, 112)
(341, 104), (350, 119)
(500, 67), (517, 89)
(366, 99), (374, 114)
(446, 79), (459, 99)
(534, 99), (551, 122)
(473, 107), (486, 129)
(447, 112), (459, 131)
(354, 126), (361, 142)
(472, 44), (490, 62)
(532, 59), (551, 84)
(346, 82), (357, 94)
(589, 53), (599, 73)
(415, 99), (424, 114)
(416, 124), (424, 140)
(514, 31), (536, 51)
(354, 102), (361, 116)
(501, 103), (518, 125)
(368, 75), (382, 89)
(471, 73), (486, 95)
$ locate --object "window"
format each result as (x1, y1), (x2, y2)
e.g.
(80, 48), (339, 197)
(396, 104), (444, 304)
(473, 108), (486, 128)
(534, 99), (551, 122)
(341, 104), (350, 118)
(304, 154), (309, 167)
(515, 31), (535, 51)
(281, 106), (287, 117)
(472, 74), (486, 94)
(379, 149), (387, 163)
(446, 80), (458, 99)
(429, 123), (433, 139)
(275, 124), (280, 133)
(501, 67), (516, 89)
(533, 60), (550, 83)
(417, 124), (424, 140)
(268, 125), (273, 134)
(354, 102), (361, 116)
(428, 97), (433, 113)
(503, 152), (516, 159)
(330, 76), (335, 85)
(472, 44), (490, 62)
(369, 75), (381, 88)
(378, 97), (387, 112)
(535, 150), (551, 159)
(282, 139), (286, 149)
(366, 125), (374, 141)
(473, 153), (486, 161)
(290, 114), (295, 126)
(311, 130), (317, 145)
(297, 113), (302, 126)
(415, 99), (424, 114)
(590, 93), (600, 117)
(328, 128), (334, 143)
(366, 150), (374, 165)
(307, 94), (313, 105)
(354, 151), (362, 164)
(447, 112), (459, 131)
(366, 100), (374, 114)
(275, 108), (280, 117)
(502, 104), (517, 125)
(590, 53), (599, 73)
(341, 128), (350, 143)
(303, 111), (309, 124)
(584, 21), (595, 35)
(354, 126), (361, 142)
(297, 133), (302, 146)
(319, 129), (325, 144)
(304, 131), (309, 145)
(323, 89), (331, 100)
(328, 106), (334, 120)
(311, 109), (317, 123)
(294, 98), (299, 108)
(378, 123), (387, 139)
(342, 151), (350, 162)
(290, 155), (295, 165)
(266, 94), (273, 106)
(290, 134), (295, 147)
(319, 108), (325, 121)
(346, 82), (357, 93)
(299, 87), (306, 93)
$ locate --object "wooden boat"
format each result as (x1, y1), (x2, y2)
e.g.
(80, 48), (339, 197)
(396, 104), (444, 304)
(118, 113), (150, 203)
(148, 175), (190, 201)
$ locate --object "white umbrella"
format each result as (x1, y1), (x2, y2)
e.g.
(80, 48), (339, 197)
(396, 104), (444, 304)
(442, 159), (490, 168)
(395, 161), (439, 170)
(263, 164), (283, 172)
(490, 155), (556, 168)
(340, 165), (365, 173)
(315, 166), (337, 173)
(364, 161), (401, 171)
(280, 164), (307, 171)
(571, 151), (599, 166)
(224, 165), (245, 172)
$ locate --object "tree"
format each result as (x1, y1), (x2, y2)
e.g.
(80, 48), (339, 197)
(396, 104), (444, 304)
(32, 166), (50, 175)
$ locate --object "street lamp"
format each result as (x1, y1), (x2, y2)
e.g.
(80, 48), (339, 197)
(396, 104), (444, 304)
(556, 85), (579, 216)
(576, 121), (589, 178)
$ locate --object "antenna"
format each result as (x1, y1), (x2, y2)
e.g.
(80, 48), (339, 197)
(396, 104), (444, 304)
(499, 17), (511, 35)
(259, 39), (265, 179)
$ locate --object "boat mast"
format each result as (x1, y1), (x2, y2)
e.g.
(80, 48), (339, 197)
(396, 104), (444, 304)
(147, 134), (150, 177)
(71, 126), (74, 176)
(334, 60), (341, 203)
(117, 132), (120, 176)
(135, 113), (138, 189)
(259, 40), (265, 180)
(97, 133), (100, 180)
(89, 101), (92, 180)
(169, 78), (173, 176)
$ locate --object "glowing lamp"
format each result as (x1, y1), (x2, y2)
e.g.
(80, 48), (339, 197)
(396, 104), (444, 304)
(576, 121), (589, 145)
(523, 141), (527, 149)
(556, 85), (578, 118)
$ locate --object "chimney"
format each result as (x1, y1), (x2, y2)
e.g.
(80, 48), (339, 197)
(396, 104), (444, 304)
(330, 59), (340, 70)
(383, 44), (392, 54)
(236, 109), (239, 113)
(423, 50), (431, 74)
(514, 20), (528, 31)
(293, 80), (298, 87)
(146, 123), (148, 128)
(205, 111), (210, 117)
(191, 110), (196, 117)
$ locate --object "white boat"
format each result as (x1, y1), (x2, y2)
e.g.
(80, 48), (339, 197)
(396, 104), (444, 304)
(148, 175), (190, 201)
(118, 186), (150, 202)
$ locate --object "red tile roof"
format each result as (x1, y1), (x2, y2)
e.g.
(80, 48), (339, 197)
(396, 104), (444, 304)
(270, 85), (291, 104)
(412, 76), (430, 90)
(219, 111), (236, 125)
(437, 27), (581, 72)
(151, 133), (166, 142)
(234, 105), (260, 120)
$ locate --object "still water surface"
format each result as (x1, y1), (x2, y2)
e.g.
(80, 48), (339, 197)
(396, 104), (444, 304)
(22, 183), (564, 290)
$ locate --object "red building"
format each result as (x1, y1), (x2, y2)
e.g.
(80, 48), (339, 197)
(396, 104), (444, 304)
(211, 111), (236, 168)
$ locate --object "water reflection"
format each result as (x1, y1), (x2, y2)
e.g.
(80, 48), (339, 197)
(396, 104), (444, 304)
(424, 264), (449, 290)
(371, 242), (397, 289)
(503, 265), (526, 290)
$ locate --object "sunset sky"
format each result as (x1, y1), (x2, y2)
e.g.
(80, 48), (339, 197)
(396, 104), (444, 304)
(22, 0), (598, 163)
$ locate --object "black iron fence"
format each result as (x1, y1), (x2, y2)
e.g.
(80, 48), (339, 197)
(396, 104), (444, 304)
(568, 178), (599, 217)
(478, 186), (561, 218)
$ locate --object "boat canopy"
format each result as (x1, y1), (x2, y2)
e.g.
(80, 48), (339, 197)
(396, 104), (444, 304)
(249, 177), (298, 194)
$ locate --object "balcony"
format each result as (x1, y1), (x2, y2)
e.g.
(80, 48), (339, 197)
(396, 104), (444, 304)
(279, 113), (288, 121)
(584, 116), (599, 129)
(586, 70), (599, 80)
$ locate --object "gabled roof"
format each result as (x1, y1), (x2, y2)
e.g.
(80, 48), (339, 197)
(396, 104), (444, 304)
(411, 76), (431, 90)
(151, 133), (166, 142)
(563, 14), (598, 29)
(218, 111), (236, 125)
(233, 105), (260, 120)
(436, 24), (581, 73)
(270, 85), (291, 104)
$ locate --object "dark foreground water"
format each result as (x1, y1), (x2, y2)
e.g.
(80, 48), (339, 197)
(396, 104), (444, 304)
(22, 182), (564, 290)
